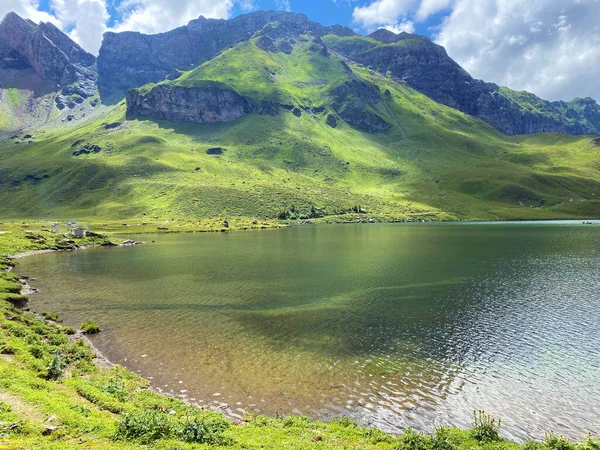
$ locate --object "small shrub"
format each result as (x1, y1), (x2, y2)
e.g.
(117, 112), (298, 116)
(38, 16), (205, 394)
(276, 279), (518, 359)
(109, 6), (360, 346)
(46, 352), (67, 380)
(3, 322), (29, 337)
(69, 404), (91, 417)
(0, 342), (18, 355)
(523, 440), (544, 450)
(365, 427), (394, 444)
(579, 436), (600, 450)
(471, 410), (501, 442)
(41, 312), (62, 322)
(28, 344), (45, 359)
(48, 333), (69, 346)
(74, 380), (126, 413)
(432, 426), (455, 450)
(397, 427), (433, 450)
(80, 321), (100, 334)
(23, 333), (41, 345)
(114, 410), (173, 444)
(333, 416), (357, 429)
(177, 413), (230, 444)
(103, 375), (129, 402)
(543, 431), (575, 450)
(282, 415), (311, 428)
(60, 325), (76, 335)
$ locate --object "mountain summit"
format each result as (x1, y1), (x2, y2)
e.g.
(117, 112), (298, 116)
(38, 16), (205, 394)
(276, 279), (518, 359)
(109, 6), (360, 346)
(93, 10), (600, 136)
(0, 12), (95, 98)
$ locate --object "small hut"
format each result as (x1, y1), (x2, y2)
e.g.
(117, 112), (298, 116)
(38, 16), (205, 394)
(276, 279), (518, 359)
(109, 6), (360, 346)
(73, 227), (85, 238)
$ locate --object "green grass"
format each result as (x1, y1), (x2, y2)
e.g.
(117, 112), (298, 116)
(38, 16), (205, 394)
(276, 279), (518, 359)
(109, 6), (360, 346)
(1, 35), (600, 226)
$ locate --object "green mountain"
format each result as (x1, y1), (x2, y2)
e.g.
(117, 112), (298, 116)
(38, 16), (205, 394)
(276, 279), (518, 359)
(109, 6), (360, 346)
(1, 11), (600, 222)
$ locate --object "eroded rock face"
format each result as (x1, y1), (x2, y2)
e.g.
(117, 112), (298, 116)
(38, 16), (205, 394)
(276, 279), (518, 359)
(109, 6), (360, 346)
(126, 84), (252, 124)
(0, 12), (96, 94)
(98, 11), (355, 100)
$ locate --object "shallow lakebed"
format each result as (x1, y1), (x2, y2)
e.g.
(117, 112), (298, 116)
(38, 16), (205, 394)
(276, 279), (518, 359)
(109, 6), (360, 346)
(16, 222), (600, 440)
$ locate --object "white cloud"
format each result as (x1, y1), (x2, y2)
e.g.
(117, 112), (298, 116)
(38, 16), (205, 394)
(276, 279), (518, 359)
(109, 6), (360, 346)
(275, 0), (291, 12)
(111, 0), (235, 35)
(1, 1), (246, 55)
(435, 0), (600, 101)
(0, 0), (61, 26)
(415, 0), (452, 21)
(352, 0), (416, 28)
(51, 0), (109, 54)
(384, 19), (414, 33)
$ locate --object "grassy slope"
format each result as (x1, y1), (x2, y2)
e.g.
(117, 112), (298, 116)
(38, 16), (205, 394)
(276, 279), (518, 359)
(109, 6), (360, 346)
(1, 225), (599, 449)
(1, 37), (600, 223)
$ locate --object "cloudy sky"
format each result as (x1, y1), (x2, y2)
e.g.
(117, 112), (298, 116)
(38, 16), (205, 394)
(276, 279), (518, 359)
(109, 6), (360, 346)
(1, 0), (598, 102)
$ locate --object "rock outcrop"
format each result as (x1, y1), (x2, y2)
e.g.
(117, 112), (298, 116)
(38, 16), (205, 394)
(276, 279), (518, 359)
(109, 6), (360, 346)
(98, 11), (354, 100)
(0, 12), (96, 97)
(126, 83), (252, 124)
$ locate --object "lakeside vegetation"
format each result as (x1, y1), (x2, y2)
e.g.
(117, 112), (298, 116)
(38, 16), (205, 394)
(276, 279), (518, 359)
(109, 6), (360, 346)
(1, 222), (599, 448)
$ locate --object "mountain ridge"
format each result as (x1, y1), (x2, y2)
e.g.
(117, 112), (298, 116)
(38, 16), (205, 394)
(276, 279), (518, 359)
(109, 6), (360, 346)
(1, 10), (600, 223)
(95, 10), (599, 136)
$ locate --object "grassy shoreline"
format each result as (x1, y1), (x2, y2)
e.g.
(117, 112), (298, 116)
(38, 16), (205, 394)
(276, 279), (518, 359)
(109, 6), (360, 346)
(1, 220), (598, 449)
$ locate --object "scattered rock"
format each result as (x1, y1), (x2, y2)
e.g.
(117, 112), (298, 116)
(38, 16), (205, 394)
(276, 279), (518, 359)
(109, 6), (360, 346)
(326, 114), (337, 128)
(103, 122), (121, 129)
(121, 240), (143, 246)
(85, 231), (106, 238)
(73, 143), (101, 156)
(292, 108), (302, 117)
(42, 425), (59, 436)
(206, 147), (225, 155)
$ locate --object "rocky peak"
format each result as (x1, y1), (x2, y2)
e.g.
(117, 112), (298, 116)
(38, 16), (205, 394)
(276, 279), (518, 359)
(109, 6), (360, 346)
(367, 29), (418, 44)
(98, 10), (352, 101)
(0, 11), (96, 93)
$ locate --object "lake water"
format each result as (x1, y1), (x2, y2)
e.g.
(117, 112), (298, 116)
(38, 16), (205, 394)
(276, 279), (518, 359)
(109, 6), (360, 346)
(16, 222), (600, 441)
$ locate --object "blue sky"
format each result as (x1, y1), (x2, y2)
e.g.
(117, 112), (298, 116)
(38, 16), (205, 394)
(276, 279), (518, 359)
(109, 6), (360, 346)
(33, 0), (448, 37)
(3, 0), (599, 102)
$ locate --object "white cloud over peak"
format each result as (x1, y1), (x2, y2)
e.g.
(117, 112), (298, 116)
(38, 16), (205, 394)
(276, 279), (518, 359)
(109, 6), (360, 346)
(51, 0), (109, 54)
(0, 0), (60, 26)
(352, 0), (416, 28)
(435, 0), (600, 101)
(351, 0), (600, 101)
(383, 19), (414, 34)
(111, 0), (236, 35)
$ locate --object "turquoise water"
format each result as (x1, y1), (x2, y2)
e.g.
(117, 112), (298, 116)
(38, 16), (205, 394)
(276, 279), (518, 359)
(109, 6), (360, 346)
(17, 222), (600, 440)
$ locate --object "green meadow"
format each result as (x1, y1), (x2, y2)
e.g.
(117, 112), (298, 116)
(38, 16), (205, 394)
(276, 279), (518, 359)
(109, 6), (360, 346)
(1, 36), (600, 224)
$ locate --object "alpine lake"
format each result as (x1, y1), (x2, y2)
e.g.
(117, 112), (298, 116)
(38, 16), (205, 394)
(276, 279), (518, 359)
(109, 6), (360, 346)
(16, 221), (600, 441)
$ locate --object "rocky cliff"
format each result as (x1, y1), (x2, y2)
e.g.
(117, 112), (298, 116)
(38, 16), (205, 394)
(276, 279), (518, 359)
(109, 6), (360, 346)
(325, 30), (600, 136)
(0, 12), (96, 98)
(98, 10), (354, 101)
(126, 83), (253, 124)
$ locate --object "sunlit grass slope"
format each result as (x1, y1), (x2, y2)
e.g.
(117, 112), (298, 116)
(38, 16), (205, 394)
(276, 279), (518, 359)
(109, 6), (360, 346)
(1, 36), (599, 221)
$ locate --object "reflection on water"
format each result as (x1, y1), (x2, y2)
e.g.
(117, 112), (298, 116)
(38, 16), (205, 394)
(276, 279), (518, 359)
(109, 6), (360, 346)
(17, 222), (600, 440)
